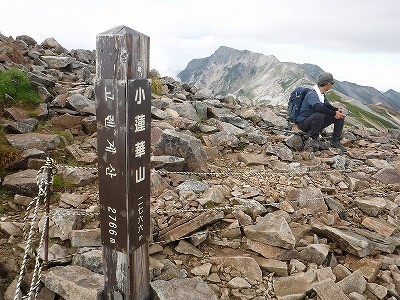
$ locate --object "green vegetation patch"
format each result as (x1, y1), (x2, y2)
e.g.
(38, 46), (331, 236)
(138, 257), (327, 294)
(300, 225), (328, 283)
(0, 129), (18, 176)
(151, 79), (164, 96)
(327, 91), (397, 129)
(0, 68), (41, 108)
(52, 173), (76, 192)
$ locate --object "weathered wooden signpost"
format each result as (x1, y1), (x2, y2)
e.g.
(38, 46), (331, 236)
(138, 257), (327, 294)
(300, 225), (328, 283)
(95, 25), (150, 300)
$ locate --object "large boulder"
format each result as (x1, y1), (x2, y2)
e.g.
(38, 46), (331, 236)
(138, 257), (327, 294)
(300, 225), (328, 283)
(153, 129), (208, 172)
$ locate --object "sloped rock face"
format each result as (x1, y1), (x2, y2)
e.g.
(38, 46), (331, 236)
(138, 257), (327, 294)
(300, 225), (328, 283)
(0, 34), (400, 300)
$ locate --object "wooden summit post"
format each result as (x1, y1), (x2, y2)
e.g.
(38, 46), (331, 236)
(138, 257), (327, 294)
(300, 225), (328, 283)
(95, 25), (150, 300)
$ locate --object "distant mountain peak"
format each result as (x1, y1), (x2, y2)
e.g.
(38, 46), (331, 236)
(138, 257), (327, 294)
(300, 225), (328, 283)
(178, 46), (400, 112)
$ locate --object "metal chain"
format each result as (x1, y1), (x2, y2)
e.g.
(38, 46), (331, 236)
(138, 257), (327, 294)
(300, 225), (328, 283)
(26, 211), (48, 300)
(152, 204), (250, 215)
(14, 158), (56, 300)
(14, 168), (47, 300)
(155, 168), (343, 178)
(56, 163), (97, 172)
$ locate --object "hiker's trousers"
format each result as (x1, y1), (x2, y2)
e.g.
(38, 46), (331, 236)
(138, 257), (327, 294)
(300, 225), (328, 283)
(297, 112), (345, 141)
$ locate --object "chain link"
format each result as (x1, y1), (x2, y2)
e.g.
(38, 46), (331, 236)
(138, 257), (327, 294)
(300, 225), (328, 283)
(56, 163), (98, 172)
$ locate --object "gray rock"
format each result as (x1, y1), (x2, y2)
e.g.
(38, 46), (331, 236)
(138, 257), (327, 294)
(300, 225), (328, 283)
(13, 194), (32, 206)
(16, 34), (37, 45)
(41, 265), (103, 300)
(215, 120), (246, 136)
(244, 214), (295, 249)
(366, 282), (388, 299)
(41, 208), (85, 240)
(265, 143), (294, 161)
(3, 118), (38, 133)
(254, 257), (288, 277)
(153, 259), (187, 281)
(0, 221), (23, 237)
(5, 133), (60, 151)
(260, 108), (287, 128)
(151, 277), (218, 300)
(247, 130), (270, 145)
(71, 229), (101, 247)
(313, 279), (350, 300)
(298, 244), (330, 265)
(59, 191), (90, 208)
(205, 130), (240, 148)
(150, 171), (170, 197)
(372, 167), (400, 184)
(190, 263), (212, 277)
(273, 269), (317, 300)
(73, 249), (103, 274)
(227, 277), (251, 289)
(286, 186), (328, 213)
(177, 180), (209, 194)
(151, 106), (169, 120)
(353, 197), (387, 217)
(157, 211), (224, 244)
(27, 71), (56, 88)
(311, 222), (372, 257)
(237, 152), (269, 166)
(209, 256), (262, 283)
(285, 134), (307, 151)
(151, 155), (185, 171)
(62, 166), (97, 186)
(70, 49), (95, 64)
(41, 56), (76, 69)
(65, 144), (97, 164)
(168, 102), (199, 121)
(336, 270), (367, 296)
(66, 94), (96, 115)
(232, 197), (267, 219)
(153, 129), (208, 172)
(40, 243), (71, 263)
(38, 84), (53, 102)
(348, 292), (367, 300)
(196, 186), (226, 205)
(189, 230), (209, 246)
(174, 240), (203, 257)
(41, 37), (66, 53)
(3, 169), (40, 196)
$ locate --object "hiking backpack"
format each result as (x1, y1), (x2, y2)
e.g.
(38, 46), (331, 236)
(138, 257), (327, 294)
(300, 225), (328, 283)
(287, 87), (311, 123)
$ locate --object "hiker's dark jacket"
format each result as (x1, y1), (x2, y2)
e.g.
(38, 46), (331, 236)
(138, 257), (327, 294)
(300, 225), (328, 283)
(296, 90), (338, 123)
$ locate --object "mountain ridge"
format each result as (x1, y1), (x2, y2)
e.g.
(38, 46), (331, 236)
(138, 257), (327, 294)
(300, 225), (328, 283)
(178, 46), (400, 112)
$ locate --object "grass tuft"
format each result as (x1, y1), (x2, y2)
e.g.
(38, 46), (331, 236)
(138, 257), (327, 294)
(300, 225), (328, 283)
(0, 68), (41, 109)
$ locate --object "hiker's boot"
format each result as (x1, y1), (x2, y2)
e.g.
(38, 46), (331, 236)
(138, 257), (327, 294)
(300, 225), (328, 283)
(311, 139), (319, 151)
(330, 140), (347, 152)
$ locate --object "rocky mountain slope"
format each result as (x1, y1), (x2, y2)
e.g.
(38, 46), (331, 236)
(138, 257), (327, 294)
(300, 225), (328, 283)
(0, 33), (400, 300)
(178, 46), (400, 113)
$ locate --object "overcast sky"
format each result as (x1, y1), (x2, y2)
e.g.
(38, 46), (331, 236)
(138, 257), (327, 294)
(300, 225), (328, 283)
(2, 0), (400, 92)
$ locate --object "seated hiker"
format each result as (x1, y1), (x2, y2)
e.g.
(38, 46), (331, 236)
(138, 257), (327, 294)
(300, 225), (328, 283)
(296, 72), (347, 151)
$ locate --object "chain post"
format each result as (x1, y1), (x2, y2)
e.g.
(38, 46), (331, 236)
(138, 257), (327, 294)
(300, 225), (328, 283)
(43, 157), (54, 271)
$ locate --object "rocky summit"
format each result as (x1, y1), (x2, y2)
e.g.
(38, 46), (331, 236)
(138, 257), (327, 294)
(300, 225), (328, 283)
(178, 46), (400, 112)
(0, 33), (400, 300)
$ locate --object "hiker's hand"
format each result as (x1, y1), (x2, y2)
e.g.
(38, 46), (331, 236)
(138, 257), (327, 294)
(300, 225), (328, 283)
(335, 110), (345, 119)
(338, 106), (348, 115)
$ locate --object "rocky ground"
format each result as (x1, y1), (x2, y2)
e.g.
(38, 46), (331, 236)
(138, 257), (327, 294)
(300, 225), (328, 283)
(0, 33), (399, 300)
